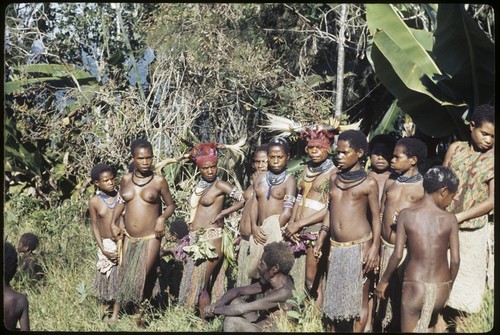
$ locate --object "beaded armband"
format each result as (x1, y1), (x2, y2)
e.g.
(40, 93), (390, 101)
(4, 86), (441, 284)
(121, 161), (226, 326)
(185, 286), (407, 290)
(379, 212), (383, 221)
(117, 194), (126, 204)
(230, 188), (244, 202)
(319, 225), (330, 234)
(283, 194), (296, 209)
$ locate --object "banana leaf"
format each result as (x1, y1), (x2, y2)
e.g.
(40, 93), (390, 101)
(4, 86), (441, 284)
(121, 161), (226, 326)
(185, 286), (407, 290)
(366, 4), (472, 138)
(433, 4), (495, 108)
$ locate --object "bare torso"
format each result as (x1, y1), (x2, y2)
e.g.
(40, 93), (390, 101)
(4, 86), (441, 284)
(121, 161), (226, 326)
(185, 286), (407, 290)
(381, 178), (424, 244)
(329, 173), (378, 242)
(254, 172), (296, 226)
(119, 173), (166, 237)
(90, 195), (116, 239)
(190, 179), (228, 231)
(399, 204), (455, 283)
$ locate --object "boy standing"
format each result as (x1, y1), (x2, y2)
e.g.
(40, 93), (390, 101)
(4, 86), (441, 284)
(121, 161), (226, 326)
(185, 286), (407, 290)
(89, 163), (121, 322)
(313, 129), (381, 332)
(375, 137), (427, 331)
(376, 166), (460, 332)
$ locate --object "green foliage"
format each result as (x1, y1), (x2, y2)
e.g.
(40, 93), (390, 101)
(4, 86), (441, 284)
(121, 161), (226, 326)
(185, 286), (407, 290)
(366, 4), (494, 139)
(269, 289), (325, 332)
(459, 289), (494, 333)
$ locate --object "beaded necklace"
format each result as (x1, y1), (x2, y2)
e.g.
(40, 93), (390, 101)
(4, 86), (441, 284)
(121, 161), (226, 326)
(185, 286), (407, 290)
(99, 193), (117, 209)
(335, 169), (368, 190)
(396, 172), (423, 184)
(304, 159), (334, 182)
(194, 178), (216, 197)
(132, 172), (154, 187)
(266, 170), (288, 200)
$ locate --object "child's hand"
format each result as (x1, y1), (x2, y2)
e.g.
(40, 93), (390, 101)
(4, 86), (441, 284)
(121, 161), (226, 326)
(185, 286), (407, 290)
(375, 281), (388, 299)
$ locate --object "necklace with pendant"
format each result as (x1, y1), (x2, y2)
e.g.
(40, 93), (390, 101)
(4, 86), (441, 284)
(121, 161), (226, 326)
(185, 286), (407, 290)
(132, 172), (154, 187)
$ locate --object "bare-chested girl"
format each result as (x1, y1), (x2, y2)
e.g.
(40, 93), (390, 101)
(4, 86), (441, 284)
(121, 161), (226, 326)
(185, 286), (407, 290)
(247, 137), (297, 280)
(177, 142), (245, 318)
(237, 144), (269, 287)
(375, 137), (427, 332)
(375, 166), (460, 332)
(89, 163), (122, 322)
(313, 129), (381, 332)
(282, 126), (337, 306)
(110, 138), (176, 327)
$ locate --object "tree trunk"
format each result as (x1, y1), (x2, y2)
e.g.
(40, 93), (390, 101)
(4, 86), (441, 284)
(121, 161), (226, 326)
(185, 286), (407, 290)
(334, 4), (348, 121)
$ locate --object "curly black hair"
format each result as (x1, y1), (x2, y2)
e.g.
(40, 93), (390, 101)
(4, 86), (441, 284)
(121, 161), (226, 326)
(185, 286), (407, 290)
(131, 138), (153, 156)
(262, 242), (295, 275)
(4, 242), (18, 283)
(338, 130), (368, 154)
(423, 166), (459, 194)
(369, 134), (397, 155)
(470, 104), (495, 127)
(90, 163), (113, 182)
(19, 232), (39, 252)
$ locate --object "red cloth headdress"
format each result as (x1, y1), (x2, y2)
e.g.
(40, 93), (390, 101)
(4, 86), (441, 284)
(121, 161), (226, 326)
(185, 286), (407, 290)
(189, 142), (218, 167)
(300, 125), (336, 149)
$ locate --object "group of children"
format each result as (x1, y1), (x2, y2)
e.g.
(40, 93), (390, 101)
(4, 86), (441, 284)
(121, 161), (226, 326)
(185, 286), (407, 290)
(79, 105), (495, 331)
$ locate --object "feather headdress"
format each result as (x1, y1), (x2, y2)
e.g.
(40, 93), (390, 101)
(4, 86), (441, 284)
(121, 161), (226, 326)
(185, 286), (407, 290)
(187, 137), (247, 167)
(261, 113), (362, 147)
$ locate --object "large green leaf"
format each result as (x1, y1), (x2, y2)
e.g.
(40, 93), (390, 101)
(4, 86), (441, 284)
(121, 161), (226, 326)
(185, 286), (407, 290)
(433, 4), (495, 107)
(366, 4), (442, 81)
(366, 4), (470, 138)
(5, 64), (97, 94)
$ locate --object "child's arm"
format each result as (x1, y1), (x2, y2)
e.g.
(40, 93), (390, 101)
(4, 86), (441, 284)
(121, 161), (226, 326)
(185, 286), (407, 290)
(364, 178), (381, 273)
(155, 176), (176, 238)
(375, 209), (407, 299)
(449, 213), (460, 284)
(211, 180), (245, 224)
(278, 177), (297, 227)
(19, 294), (30, 331)
(89, 197), (106, 253)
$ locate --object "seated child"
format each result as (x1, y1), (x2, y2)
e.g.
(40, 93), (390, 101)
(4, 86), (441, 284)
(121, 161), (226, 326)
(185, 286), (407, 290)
(17, 232), (44, 283)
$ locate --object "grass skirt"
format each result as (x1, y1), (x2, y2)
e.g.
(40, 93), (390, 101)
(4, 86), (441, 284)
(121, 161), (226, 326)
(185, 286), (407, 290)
(374, 238), (406, 331)
(117, 238), (161, 304)
(92, 247), (120, 302)
(247, 215), (283, 279)
(236, 237), (252, 287)
(323, 241), (364, 321)
(178, 235), (226, 308)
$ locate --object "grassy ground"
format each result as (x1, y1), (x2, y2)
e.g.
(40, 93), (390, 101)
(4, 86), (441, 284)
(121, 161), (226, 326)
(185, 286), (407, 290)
(4, 194), (493, 332)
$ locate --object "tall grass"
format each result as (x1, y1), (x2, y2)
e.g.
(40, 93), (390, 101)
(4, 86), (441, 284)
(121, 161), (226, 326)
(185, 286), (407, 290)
(4, 194), (494, 332)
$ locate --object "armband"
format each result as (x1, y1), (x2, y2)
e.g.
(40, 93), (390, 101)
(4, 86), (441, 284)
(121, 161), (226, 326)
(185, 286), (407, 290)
(379, 212), (383, 221)
(283, 194), (296, 209)
(296, 194), (303, 201)
(117, 194), (126, 204)
(230, 188), (244, 202)
(319, 225), (330, 233)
